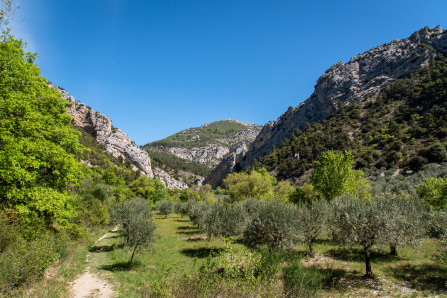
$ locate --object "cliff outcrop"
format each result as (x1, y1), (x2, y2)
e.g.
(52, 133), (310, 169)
(207, 26), (447, 186)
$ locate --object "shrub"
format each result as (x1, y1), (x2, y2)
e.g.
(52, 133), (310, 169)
(416, 176), (447, 210)
(409, 156), (428, 172)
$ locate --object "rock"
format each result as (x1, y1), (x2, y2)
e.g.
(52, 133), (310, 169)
(52, 84), (154, 178)
(153, 167), (188, 190)
(209, 26), (447, 185)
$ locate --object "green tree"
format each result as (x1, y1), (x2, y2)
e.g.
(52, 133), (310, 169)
(243, 200), (297, 250)
(223, 168), (276, 201)
(0, 34), (84, 228)
(128, 175), (164, 204)
(296, 199), (330, 257)
(156, 200), (173, 218)
(416, 177), (447, 210)
(379, 194), (425, 256)
(311, 151), (370, 201)
(113, 198), (156, 266)
(331, 196), (384, 278)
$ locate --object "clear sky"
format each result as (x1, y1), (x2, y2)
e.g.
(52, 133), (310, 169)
(9, 0), (447, 145)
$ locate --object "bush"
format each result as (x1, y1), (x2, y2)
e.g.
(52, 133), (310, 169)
(409, 156), (428, 172)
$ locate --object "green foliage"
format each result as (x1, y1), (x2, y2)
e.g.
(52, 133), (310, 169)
(113, 197), (156, 264)
(379, 193), (426, 255)
(282, 260), (327, 297)
(173, 201), (190, 217)
(128, 175), (165, 205)
(296, 199), (331, 256)
(416, 176), (447, 210)
(223, 168), (276, 201)
(274, 180), (297, 203)
(156, 200), (173, 218)
(203, 203), (247, 238)
(0, 213), (68, 292)
(311, 151), (370, 201)
(243, 200), (297, 250)
(330, 195), (385, 277)
(0, 34), (84, 229)
(251, 58), (447, 180)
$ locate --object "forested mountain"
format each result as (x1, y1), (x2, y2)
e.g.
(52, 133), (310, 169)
(143, 120), (261, 185)
(207, 26), (447, 186)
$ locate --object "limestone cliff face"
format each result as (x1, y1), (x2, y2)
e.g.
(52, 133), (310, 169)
(208, 26), (447, 185)
(153, 167), (188, 190)
(52, 84), (154, 178)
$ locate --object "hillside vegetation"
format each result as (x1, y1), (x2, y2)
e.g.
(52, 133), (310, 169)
(146, 120), (257, 149)
(144, 120), (261, 185)
(249, 57), (447, 181)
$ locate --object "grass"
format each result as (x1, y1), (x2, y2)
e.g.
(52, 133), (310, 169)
(87, 213), (235, 297)
(23, 214), (446, 297)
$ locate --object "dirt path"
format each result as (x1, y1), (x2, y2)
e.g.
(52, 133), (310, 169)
(70, 228), (117, 298)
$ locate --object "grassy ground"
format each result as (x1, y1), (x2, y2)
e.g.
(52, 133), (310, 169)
(23, 213), (447, 297)
(87, 213), (237, 297)
(76, 213), (447, 297)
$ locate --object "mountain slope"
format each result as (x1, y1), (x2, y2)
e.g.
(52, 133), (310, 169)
(143, 119), (262, 185)
(52, 85), (187, 189)
(207, 26), (447, 186)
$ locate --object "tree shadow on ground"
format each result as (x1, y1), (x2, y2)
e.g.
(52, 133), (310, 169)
(181, 247), (224, 258)
(89, 243), (123, 253)
(327, 247), (400, 263)
(176, 226), (200, 235)
(175, 219), (189, 222)
(99, 260), (141, 272)
(177, 226), (196, 231)
(387, 263), (447, 292)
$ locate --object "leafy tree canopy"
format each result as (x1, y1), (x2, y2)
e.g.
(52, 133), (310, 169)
(311, 150), (370, 201)
(223, 168), (277, 201)
(0, 34), (84, 228)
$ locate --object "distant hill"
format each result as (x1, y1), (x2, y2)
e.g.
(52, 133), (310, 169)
(142, 120), (262, 185)
(207, 26), (447, 187)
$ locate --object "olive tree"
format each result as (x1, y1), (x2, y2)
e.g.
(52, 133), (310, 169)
(379, 194), (426, 256)
(203, 203), (247, 239)
(243, 201), (297, 250)
(112, 198), (156, 266)
(296, 199), (331, 257)
(188, 202), (209, 229)
(157, 200), (173, 218)
(174, 201), (189, 218)
(330, 196), (383, 278)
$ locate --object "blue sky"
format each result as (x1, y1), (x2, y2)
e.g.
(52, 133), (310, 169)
(9, 0), (447, 145)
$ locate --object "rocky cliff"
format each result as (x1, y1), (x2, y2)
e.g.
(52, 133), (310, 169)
(207, 26), (447, 186)
(54, 85), (189, 189)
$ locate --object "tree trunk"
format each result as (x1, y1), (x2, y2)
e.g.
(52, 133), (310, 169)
(308, 241), (315, 258)
(363, 246), (374, 278)
(389, 245), (397, 256)
(130, 242), (139, 267)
